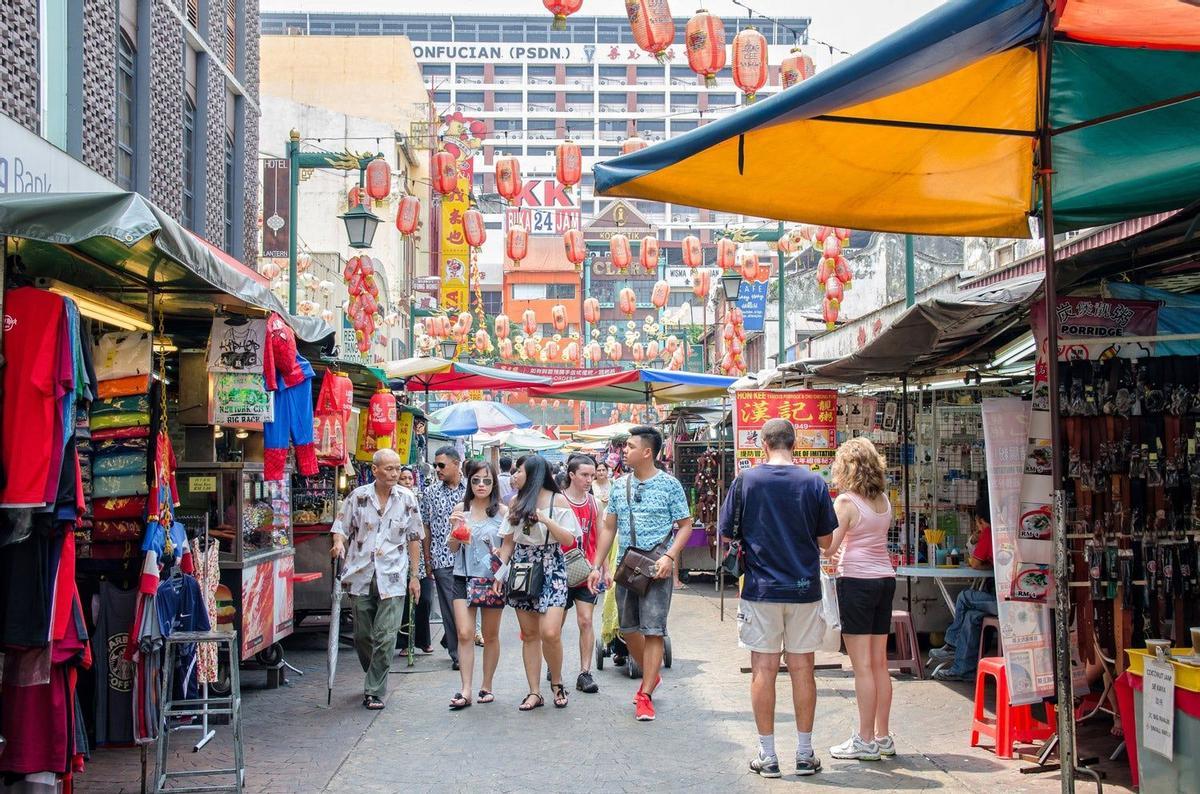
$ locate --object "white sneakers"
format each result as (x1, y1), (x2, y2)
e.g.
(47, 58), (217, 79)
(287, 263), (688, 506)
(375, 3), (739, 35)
(830, 733), (888, 761)
(876, 735), (896, 757)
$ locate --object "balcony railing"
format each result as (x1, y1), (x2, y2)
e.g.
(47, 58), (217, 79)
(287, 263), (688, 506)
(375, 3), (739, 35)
(598, 103), (627, 113)
(492, 103), (522, 113)
(635, 104), (666, 114)
(567, 79), (594, 89)
(527, 103), (557, 113)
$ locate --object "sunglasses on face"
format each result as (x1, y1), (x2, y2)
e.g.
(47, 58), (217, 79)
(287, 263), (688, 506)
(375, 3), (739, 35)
(435, 462), (449, 469)
(471, 478), (493, 486)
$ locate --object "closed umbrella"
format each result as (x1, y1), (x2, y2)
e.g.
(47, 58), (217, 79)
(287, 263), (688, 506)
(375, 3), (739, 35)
(325, 559), (344, 707)
(428, 401), (533, 437)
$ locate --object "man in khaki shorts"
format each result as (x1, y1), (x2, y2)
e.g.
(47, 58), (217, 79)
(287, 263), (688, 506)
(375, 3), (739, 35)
(721, 419), (835, 778)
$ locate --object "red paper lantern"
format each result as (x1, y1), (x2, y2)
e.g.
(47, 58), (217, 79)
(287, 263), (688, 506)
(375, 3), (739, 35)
(632, 342), (645, 362)
(583, 297), (600, 325)
(368, 390), (397, 437)
(365, 158), (391, 201)
(685, 10), (726, 87)
(544, 339), (561, 361)
(825, 276), (844, 303)
(651, 279), (671, 309)
(543, 0), (583, 30)
(625, 0), (675, 60)
(523, 337), (539, 358)
(495, 157), (522, 203)
(823, 235), (841, 259)
(609, 341), (624, 361)
(396, 194), (420, 235)
(562, 340), (579, 363)
(738, 250), (758, 282)
(521, 308), (538, 336)
(755, 257), (772, 283)
(551, 304), (568, 332)
(347, 185), (365, 209)
(682, 234), (703, 268)
(463, 208), (486, 248)
(817, 257), (833, 284)
(780, 49), (816, 89)
(495, 313), (510, 339)
(640, 235), (660, 272)
(474, 329), (491, 353)
(834, 256), (853, 288)
(823, 297), (841, 330)
(556, 141), (582, 189)
(586, 341), (602, 363)
(499, 338), (514, 360)
(621, 136), (648, 156)
(732, 27), (768, 103)
(646, 339), (660, 360)
(692, 269), (711, 299)
(563, 228), (586, 268)
(730, 307), (744, 327)
(618, 287), (637, 317)
(506, 224), (529, 264)
(716, 237), (736, 270)
(778, 230), (797, 255)
(432, 150), (458, 195)
(610, 234), (632, 271)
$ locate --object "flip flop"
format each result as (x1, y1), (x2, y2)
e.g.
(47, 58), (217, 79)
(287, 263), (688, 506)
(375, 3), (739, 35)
(477, 689), (495, 704)
(364, 695), (385, 710)
(552, 683), (568, 709)
(449, 692), (472, 710)
(518, 692), (544, 711)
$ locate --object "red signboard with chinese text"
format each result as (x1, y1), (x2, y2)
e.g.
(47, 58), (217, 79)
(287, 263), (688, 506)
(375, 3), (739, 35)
(733, 389), (838, 480)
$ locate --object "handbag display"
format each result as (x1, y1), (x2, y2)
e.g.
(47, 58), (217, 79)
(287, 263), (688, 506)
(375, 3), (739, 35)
(614, 476), (669, 597)
(720, 477), (746, 579)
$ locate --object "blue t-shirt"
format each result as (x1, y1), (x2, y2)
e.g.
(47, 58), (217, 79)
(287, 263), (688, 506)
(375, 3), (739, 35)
(720, 464), (836, 603)
(606, 470), (691, 554)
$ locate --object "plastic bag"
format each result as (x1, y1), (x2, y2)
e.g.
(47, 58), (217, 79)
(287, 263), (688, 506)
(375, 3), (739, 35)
(94, 331), (152, 380)
(819, 570), (842, 653)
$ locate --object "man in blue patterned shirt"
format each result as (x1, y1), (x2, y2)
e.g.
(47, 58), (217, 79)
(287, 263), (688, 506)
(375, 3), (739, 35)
(589, 425), (692, 722)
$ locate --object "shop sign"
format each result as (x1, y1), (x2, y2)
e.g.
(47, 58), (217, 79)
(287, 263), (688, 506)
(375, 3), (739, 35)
(0, 112), (120, 194)
(438, 117), (478, 315)
(497, 363), (619, 382)
(1142, 656), (1176, 760)
(188, 476), (217, 493)
(733, 389), (837, 480)
(737, 280), (769, 332)
(393, 411), (416, 465)
(1031, 297), (1158, 364)
(261, 158), (290, 259)
(502, 178), (580, 236)
(412, 42), (805, 66)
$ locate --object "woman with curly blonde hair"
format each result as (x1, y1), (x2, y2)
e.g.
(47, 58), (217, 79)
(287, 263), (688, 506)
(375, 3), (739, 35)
(825, 438), (897, 762)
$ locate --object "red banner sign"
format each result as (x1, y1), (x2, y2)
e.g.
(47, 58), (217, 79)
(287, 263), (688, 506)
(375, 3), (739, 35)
(733, 389), (838, 479)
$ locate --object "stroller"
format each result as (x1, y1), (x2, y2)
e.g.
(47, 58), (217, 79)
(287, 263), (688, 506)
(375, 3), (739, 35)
(594, 578), (673, 678)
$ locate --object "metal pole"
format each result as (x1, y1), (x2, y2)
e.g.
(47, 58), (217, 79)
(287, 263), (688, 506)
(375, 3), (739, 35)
(287, 130), (300, 315)
(1038, 24), (1078, 794)
(904, 234), (916, 308)
(776, 221), (786, 365)
(901, 375), (911, 559)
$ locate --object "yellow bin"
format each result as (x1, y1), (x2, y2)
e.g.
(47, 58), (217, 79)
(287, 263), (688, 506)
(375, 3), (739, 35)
(1126, 648), (1200, 693)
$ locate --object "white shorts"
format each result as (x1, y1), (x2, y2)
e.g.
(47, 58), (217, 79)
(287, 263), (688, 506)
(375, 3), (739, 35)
(736, 600), (825, 654)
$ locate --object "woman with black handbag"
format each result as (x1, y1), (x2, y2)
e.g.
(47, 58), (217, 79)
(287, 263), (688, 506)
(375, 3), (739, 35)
(492, 455), (581, 711)
(446, 460), (507, 710)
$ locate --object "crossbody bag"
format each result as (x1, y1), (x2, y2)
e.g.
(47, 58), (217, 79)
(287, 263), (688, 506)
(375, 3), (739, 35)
(506, 496), (563, 601)
(613, 476), (670, 597)
(562, 493), (596, 588)
(720, 476), (746, 579)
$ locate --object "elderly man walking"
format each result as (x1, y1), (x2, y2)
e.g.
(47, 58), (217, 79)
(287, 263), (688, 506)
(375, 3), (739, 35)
(331, 449), (423, 710)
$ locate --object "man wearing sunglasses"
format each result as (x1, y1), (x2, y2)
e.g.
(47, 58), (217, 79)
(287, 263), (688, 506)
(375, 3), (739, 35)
(419, 446), (467, 669)
(588, 426), (692, 722)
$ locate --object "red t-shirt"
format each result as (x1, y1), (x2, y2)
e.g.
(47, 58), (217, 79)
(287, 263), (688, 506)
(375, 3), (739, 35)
(1, 287), (71, 506)
(563, 493), (599, 564)
(972, 522), (993, 564)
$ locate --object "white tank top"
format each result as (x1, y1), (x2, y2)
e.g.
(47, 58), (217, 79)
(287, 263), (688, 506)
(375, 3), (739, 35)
(837, 492), (895, 579)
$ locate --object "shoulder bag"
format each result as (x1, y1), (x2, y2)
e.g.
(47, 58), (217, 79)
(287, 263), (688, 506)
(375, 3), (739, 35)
(562, 495), (596, 588)
(613, 477), (669, 597)
(506, 504), (556, 601)
(720, 476), (746, 579)
(468, 536), (507, 608)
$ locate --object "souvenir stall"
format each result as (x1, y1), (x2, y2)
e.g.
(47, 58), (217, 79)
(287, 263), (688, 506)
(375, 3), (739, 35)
(0, 192), (333, 788)
(660, 406), (731, 582)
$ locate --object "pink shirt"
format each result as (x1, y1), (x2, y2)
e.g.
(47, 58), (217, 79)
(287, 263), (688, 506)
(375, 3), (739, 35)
(837, 492), (895, 579)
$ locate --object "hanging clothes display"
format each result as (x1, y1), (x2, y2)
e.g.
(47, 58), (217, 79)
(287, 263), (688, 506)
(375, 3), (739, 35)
(90, 581), (137, 746)
(207, 317), (273, 426)
(263, 313), (317, 481)
(190, 538), (220, 684)
(313, 370), (353, 467)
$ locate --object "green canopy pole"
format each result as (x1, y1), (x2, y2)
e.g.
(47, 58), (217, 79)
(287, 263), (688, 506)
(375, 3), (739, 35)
(287, 130), (300, 315)
(777, 221), (786, 365)
(904, 234), (915, 308)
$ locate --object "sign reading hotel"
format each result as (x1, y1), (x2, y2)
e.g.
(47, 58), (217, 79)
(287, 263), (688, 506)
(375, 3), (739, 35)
(733, 390), (837, 481)
(503, 178), (581, 236)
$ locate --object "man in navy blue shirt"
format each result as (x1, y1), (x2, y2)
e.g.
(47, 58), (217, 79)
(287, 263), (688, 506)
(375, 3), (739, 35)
(721, 418), (835, 779)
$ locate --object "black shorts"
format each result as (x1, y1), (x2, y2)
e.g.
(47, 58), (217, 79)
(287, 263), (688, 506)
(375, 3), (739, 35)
(564, 583), (598, 610)
(836, 577), (896, 635)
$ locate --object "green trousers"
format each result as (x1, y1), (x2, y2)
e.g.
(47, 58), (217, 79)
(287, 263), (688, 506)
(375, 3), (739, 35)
(352, 580), (404, 699)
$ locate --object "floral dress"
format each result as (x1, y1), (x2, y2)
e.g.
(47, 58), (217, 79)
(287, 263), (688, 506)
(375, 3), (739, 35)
(500, 501), (580, 614)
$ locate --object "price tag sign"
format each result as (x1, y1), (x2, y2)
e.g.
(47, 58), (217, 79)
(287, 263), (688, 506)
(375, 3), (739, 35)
(188, 475), (217, 494)
(1142, 656), (1176, 760)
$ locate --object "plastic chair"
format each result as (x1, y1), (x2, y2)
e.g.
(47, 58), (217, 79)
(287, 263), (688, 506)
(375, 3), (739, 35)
(970, 656), (1056, 759)
(979, 614), (1003, 658)
(888, 610), (925, 679)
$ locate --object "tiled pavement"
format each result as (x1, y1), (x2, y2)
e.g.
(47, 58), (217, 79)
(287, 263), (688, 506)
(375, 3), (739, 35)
(77, 582), (1132, 793)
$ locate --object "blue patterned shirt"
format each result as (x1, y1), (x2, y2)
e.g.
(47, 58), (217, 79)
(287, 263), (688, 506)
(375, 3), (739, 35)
(605, 470), (691, 554)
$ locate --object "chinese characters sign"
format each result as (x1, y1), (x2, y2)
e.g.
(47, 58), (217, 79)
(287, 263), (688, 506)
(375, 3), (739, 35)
(437, 115), (480, 314)
(733, 390), (837, 479)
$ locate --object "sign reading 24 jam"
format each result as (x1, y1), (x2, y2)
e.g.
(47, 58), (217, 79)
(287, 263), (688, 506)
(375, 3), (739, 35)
(734, 389), (838, 481)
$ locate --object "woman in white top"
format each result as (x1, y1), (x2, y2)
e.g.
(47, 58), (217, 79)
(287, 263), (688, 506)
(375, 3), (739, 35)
(446, 460), (507, 710)
(592, 461), (612, 511)
(825, 438), (898, 762)
(493, 455), (581, 710)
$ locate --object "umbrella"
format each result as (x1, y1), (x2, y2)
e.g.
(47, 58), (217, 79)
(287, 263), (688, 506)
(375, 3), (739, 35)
(473, 428), (565, 451)
(570, 422), (640, 442)
(325, 558), (344, 707)
(428, 400), (533, 437)
(528, 368), (737, 405)
(384, 356), (552, 392)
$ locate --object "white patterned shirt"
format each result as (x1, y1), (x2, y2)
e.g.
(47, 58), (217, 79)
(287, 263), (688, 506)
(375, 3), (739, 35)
(332, 484), (424, 599)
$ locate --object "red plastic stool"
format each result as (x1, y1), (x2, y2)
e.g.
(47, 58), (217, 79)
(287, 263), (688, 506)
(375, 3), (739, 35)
(970, 657), (1057, 758)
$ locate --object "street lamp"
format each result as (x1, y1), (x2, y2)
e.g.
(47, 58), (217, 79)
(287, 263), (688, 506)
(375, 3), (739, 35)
(720, 270), (744, 302)
(439, 338), (459, 360)
(339, 204), (383, 249)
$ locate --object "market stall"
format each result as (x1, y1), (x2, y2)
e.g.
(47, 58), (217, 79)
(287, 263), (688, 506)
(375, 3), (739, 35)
(660, 407), (731, 582)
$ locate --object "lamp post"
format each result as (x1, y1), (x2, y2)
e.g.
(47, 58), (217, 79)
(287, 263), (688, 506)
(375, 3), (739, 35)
(339, 204), (383, 250)
(718, 269), (744, 372)
(439, 337), (459, 360)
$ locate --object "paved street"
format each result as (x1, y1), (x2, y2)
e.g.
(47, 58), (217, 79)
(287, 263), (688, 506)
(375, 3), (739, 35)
(79, 583), (1132, 793)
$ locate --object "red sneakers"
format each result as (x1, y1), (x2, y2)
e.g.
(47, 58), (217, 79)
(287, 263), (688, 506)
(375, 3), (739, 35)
(631, 676), (663, 703)
(635, 691), (656, 721)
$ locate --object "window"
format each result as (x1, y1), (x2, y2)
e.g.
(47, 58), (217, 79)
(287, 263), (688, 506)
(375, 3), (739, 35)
(597, 24), (620, 43)
(526, 146), (553, 157)
(491, 118), (522, 133)
(223, 0), (237, 72)
(671, 119), (698, 133)
(423, 63), (451, 78)
(565, 65), (592, 78)
(526, 118), (556, 131)
(566, 92), (592, 108)
(493, 91), (522, 105)
(482, 290), (503, 316)
(598, 66), (625, 85)
(477, 23), (500, 42)
(457, 64), (484, 80)
(224, 132), (234, 251)
(528, 65), (556, 84)
(493, 65), (522, 83)
(182, 96), (196, 229)
(672, 92), (700, 108)
(429, 22), (451, 41)
(565, 118), (593, 137)
(116, 31), (136, 190)
(433, 90), (450, 106)
(512, 283), (546, 300)
(548, 283), (575, 300)
(455, 91), (484, 105)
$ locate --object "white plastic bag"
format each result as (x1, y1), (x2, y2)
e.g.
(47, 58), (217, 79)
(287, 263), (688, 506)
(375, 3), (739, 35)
(94, 331), (152, 380)
(819, 570), (842, 652)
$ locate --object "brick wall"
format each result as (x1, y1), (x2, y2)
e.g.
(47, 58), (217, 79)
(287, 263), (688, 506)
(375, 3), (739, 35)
(82, 0), (118, 180)
(0, 0), (41, 133)
(149, 0), (184, 218)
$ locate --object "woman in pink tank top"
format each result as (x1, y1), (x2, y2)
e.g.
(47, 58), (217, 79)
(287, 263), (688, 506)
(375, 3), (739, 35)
(825, 438), (897, 761)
